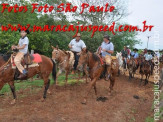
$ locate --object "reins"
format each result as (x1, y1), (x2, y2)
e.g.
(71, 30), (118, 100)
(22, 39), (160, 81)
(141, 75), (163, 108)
(0, 56), (11, 71)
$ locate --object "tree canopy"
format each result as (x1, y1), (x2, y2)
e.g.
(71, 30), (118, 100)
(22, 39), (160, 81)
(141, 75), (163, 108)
(0, 0), (140, 56)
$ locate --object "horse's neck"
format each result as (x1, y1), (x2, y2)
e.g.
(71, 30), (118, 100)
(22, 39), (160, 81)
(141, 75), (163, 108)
(87, 53), (98, 69)
(58, 50), (68, 63)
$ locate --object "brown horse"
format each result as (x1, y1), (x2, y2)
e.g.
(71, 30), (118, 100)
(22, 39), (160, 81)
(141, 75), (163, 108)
(0, 54), (56, 104)
(139, 59), (151, 85)
(52, 46), (88, 85)
(0, 54), (10, 67)
(77, 49), (118, 104)
(127, 57), (138, 80)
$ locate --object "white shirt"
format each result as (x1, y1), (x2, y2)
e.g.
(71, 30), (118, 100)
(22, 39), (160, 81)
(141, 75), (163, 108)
(18, 36), (29, 54)
(144, 53), (153, 61)
(69, 39), (86, 52)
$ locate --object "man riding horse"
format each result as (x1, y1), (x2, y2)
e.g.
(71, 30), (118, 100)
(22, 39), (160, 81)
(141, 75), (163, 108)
(68, 33), (86, 74)
(11, 29), (30, 79)
(98, 35), (114, 80)
(121, 46), (128, 69)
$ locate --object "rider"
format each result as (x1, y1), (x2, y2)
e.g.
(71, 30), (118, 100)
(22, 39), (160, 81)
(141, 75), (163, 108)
(126, 46), (131, 59)
(12, 29), (29, 79)
(98, 35), (114, 80)
(68, 33), (86, 74)
(131, 48), (139, 59)
(121, 46), (128, 69)
(144, 50), (153, 61)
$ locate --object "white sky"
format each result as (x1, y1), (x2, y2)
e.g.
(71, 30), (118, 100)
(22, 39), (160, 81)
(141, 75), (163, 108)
(126, 0), (163, 50)
(67, 0), (162, 50)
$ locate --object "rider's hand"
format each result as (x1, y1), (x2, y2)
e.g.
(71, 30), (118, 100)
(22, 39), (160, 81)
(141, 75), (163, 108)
(11, 45), (15, 50)
(77, 52), (81, 55)
(102, 49), (107, 52)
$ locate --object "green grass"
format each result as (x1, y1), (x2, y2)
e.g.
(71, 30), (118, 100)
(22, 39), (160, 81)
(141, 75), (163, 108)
(0, 73), (84, 94)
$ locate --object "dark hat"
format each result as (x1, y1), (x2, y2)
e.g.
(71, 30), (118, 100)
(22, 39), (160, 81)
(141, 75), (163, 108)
(18, 29), (30, 34)
(133, 48), (138, 51)
(103, 35), (110, 40)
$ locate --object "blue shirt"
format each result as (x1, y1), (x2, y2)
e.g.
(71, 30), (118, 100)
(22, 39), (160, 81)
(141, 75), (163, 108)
(101, 41), (114, 57)
(131, 52), (139, 58)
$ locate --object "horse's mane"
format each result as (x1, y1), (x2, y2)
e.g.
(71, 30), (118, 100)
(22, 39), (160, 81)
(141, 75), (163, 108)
(0, 54), (11, 62)
(91, 52), (100, 62)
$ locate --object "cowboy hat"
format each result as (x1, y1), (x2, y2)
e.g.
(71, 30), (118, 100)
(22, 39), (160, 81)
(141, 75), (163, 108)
(133, 48), (138, 51)
(18, 29), (30, 34)
(76, 33), (81, 37)
(103, 35), (110, 40)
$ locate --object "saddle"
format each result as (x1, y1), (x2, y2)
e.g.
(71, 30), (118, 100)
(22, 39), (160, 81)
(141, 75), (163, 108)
(24, 53), (34, 65)
(11, 53), (42, 69)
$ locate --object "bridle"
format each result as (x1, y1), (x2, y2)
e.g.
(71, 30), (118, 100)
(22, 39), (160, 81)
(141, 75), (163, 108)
(52, 49), (67, 66)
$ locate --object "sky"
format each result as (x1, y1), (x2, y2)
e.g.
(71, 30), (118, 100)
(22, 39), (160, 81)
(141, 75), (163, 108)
(126, 0), (163, 50)
(67, 0), (162, 50)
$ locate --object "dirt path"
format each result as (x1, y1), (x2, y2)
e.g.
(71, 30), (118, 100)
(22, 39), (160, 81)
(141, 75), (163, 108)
(0, 75), (154, 122)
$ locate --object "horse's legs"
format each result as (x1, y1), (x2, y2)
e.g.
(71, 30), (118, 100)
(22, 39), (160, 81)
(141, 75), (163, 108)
(65, 70), (69, 85)
(77, 70), (81, 83)
(140, 74), (143, 86)
(84, 66), (89, 83)
(129, 71), (132, 80)
(43, 79), (50, 99)
(8, 81), (16, 104)
(93, 82), (97, 96)
(56, 70), (61, 85)
(109, 74), (115, 95)
(82, 78), (97, 104)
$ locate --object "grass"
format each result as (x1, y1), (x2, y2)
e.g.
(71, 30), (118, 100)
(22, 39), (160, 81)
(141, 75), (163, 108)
(0, 73), (84, 94)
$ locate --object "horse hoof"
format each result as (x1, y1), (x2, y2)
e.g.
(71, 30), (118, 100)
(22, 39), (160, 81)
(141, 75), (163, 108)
(10, 99), (16, 105)
(47, 90), (52, 95)
(81, 99), (87, 105)
(40, 98), (45, 102)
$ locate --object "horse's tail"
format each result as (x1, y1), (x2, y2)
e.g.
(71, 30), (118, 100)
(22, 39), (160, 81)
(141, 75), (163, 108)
(51, 58), (56, 84)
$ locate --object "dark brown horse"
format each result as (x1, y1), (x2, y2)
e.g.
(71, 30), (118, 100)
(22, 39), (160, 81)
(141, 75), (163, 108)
(0, 54), (56, 104)
(77, 49), (118, 104)
(127, 57), (139, 80)
(0, 54), (10, 67)
(139, 59), (151, 85)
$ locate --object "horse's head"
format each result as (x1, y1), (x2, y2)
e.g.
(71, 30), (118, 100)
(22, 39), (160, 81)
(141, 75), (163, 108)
(51, 45), (62, 62)
(77, 49), (88, 71)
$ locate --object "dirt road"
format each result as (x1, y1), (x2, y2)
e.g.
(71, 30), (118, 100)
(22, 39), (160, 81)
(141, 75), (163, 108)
(0, 75), (154, 122)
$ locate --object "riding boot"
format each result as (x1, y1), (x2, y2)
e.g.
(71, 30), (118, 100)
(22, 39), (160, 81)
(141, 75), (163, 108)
(17, 69), (28, 80)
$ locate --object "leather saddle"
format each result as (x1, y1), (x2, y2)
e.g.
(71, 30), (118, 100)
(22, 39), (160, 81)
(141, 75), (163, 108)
(24, 53), (34, 65)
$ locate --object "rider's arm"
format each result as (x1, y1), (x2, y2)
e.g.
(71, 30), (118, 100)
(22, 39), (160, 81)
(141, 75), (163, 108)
(16, 44), (26, 49)
(68, 40), (73, 49)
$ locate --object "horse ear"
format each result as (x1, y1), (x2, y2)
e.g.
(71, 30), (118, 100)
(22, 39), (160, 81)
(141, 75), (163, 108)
(51, 46), (55, 49)
(56, 45), (59, 50)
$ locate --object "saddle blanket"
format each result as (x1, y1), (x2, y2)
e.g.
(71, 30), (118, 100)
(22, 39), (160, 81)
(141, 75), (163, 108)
(11, 53), (42, 69)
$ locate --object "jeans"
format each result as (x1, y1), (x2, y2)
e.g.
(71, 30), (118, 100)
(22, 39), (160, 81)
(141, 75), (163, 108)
(73, 52), (80, 70)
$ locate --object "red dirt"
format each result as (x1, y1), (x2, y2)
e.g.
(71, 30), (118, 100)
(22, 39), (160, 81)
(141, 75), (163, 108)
(0, 75), (154, 122)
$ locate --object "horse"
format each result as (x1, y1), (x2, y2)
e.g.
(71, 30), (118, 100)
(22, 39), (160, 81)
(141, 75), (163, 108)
(116, 52), (126, 75)
(127, 57), (139, 80)
(139, 59), (151, 86)
(0, 54), (11, 67)
(77, 49), (118, 104)
(51, 46), (88, 85)
(0, 53), (56, 104)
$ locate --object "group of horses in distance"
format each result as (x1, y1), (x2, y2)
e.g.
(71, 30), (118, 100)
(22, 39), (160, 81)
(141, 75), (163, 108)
(0, 47), (162, 105)
(116, 52), (159, 85)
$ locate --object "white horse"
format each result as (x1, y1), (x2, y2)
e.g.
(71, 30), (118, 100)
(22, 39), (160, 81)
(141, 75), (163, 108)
(116, 52), (127, 75)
